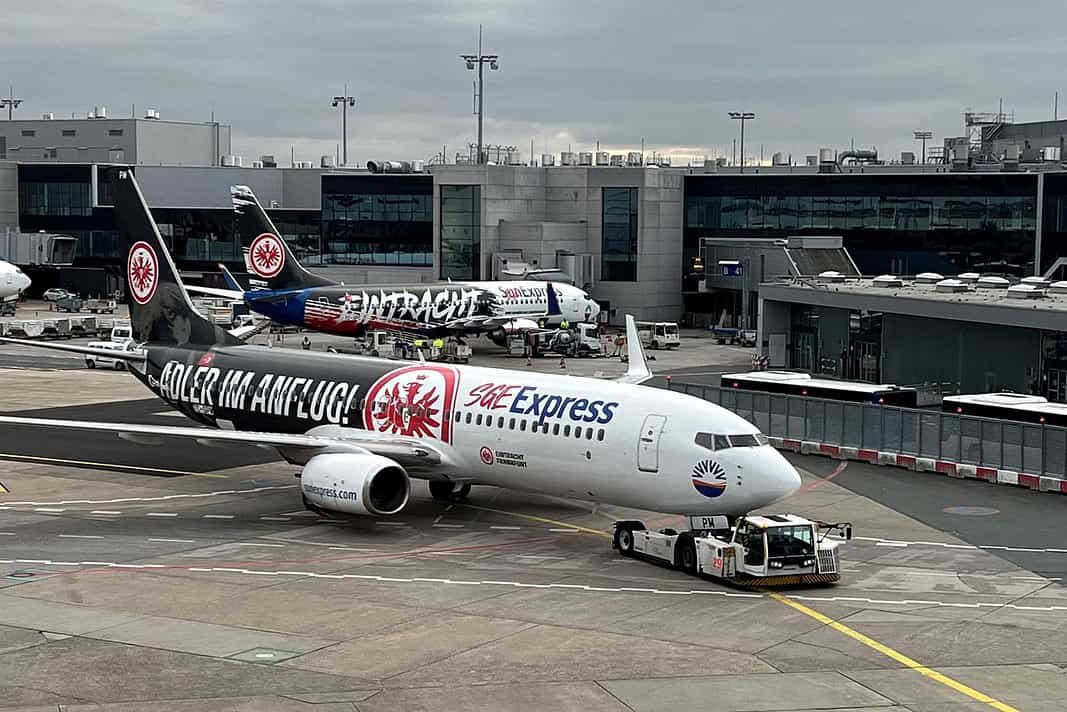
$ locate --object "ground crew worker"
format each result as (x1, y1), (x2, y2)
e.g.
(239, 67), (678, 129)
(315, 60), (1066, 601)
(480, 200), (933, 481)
(612, 333), (623, 356)
(560, 319), (570, 330)
(432, 337), (445, 358)
(301, 336), (311, 350)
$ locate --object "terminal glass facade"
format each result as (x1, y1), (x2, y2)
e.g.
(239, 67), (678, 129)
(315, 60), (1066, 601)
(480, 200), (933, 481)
(685, 174), (1038, 277)
(321, 174), (433, 266)
(602, 187), (638, 281)
(439, 184), (481, 280)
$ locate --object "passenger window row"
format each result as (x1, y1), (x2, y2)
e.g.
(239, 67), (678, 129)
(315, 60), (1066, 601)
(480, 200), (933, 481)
(454, 410), (605, 441)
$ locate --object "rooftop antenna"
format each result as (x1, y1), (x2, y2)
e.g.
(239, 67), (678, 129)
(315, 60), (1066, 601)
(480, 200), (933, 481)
(1056, 91), (1059, 121)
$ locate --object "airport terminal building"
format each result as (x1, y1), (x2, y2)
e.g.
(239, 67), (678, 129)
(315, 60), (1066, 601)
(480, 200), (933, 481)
(5, 113), (1067, 324)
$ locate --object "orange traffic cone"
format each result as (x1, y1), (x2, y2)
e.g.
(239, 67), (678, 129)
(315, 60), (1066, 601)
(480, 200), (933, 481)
(559, 357), (566, 369)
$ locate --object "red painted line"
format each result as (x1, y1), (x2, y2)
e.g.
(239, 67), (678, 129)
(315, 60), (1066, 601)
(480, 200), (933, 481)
(1060, 480), (1067, 495)
(782, 439), (801, 452)
(791, 461), (848, 497)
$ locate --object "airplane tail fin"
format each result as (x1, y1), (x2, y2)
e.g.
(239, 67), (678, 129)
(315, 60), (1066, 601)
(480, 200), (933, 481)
(111, 167), (242, 347)
(545, 281), (562, 318)
(218, 263), (243, 292)
(231, 185), (332, 291)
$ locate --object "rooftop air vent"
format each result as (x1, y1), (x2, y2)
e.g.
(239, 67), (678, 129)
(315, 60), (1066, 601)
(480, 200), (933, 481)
(934, 278), (969, 293)
(1050, 281), (1067, 294)
(1007, 284), (1046, 299)
(872, 274), (904, 288)
(1020, 276), (1052, 288)
(915, 272), (944, 284)
(956, 272), (980, 284)
(817, 270), (846, 283)
(977, 276), (1010, 289)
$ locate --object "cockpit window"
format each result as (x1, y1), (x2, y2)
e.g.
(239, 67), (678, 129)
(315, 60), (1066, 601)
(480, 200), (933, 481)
(754, 433), (769, 446)
(695, 433), (730, 451)
(728, 434), (760, 448)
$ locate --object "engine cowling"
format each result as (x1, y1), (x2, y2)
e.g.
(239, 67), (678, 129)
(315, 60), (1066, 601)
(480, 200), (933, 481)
(301, 453), (410, 516)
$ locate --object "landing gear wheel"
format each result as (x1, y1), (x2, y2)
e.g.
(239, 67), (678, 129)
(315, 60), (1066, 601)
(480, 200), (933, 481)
(86, 359), (96, 369)
(614, 525), (635, 556)
(676, 535), (697, 575)
(452, 482), (471, 500)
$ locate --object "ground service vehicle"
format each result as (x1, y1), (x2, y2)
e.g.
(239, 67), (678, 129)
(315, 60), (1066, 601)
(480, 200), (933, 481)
(83, 298), (116, 314)
(56, 295), (83, 312)
(942, 392), (1067, 427)
(710, 326), (755, 347)
(550, 323), (603, 357)
(638, 321), (680, 349)
(84, 340), (130, 370)
(614, 514), (852, 585)
(721, 371), (918, 407)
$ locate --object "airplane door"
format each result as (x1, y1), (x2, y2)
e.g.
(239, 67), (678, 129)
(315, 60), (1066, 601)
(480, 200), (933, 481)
(637, 414), (667, 472)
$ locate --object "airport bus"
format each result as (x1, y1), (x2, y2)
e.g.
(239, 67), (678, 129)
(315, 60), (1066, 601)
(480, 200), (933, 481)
(720, 371), (919, 407)
(941, 392), (1067, 426)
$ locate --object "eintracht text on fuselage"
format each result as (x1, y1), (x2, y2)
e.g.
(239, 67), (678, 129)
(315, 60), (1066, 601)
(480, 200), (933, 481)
(200, 185), (601, 339)
(0, 168), (800, 523)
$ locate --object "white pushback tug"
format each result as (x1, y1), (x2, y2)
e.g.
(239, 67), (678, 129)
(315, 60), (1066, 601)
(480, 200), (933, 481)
(613, 513), (853, 586)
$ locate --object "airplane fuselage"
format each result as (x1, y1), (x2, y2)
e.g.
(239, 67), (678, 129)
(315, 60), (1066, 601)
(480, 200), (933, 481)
(243, 281), (598, 338)
(0, 260), (31, 301)
(134, 343), (798, 516)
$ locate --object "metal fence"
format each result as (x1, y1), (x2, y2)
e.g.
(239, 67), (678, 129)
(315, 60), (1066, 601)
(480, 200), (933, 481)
(666, 382), (1067, 478)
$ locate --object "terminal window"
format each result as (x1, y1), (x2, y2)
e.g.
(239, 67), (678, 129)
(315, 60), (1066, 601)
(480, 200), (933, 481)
(21, 130), (35, 137)
(108, 129), (124, 137)
(62, 129), (76, 137)
(439, 184), (481, 280)
(602, 187), (638, 281)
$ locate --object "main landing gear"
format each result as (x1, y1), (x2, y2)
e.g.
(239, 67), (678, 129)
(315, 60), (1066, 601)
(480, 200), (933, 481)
(429, 480), (472, 502)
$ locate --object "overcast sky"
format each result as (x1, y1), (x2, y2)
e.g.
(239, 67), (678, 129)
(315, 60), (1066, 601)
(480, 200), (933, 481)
(5, 0), (1066, 167)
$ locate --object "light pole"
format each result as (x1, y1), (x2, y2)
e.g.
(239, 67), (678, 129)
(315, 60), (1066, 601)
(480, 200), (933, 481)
(460, 25), (499, 165)
(913, 130), (932, 165)
(331, 84), (356, 167)
(728, 112), (755, 172)
(1, 86), (23, 120)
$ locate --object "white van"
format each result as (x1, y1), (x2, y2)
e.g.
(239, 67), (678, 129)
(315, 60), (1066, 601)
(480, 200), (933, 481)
(85, 341), (130, 370)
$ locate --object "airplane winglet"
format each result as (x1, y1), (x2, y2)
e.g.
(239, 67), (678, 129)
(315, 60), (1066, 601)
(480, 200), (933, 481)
(617, 315), (652, 385)
(218, 263), (244, 293)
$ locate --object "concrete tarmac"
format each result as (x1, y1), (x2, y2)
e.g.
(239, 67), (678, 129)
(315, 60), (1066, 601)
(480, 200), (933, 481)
(0, 362), (1065, 710)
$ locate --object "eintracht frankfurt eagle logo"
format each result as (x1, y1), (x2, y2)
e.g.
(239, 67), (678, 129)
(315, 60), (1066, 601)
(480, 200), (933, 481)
(127, 241), (159, 305)
(248, 233), (285, 278)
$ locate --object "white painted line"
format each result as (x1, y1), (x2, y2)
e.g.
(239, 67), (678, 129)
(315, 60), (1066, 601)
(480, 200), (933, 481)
(423, 551), (470, 556)
(549, 528), (580, 533)
(90, 510), (121, 515)
(431, 523), (465, 529)
(375, 521), (408, 527)
(3, 484), (296, 507)
(0, 532), (15, 536)
(202, 514), (234, 520)
(146, 512), (178, 518)
(259, 517), (290, 522)
(34, 508), (66, 513)
(148, 538), (196, 544)
(490, 525), (521, 531)
(235, 542), (285, 548)
(874, 542), (908, 548)
(516, 555), (566, 560)
(58, 534), (104, 540)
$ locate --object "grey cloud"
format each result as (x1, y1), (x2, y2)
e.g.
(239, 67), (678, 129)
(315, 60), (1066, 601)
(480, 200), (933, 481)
(4, 0), (1066, 165)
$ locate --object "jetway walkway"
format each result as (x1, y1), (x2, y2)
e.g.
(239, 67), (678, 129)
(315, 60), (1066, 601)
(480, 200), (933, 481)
(666, 381), (1067, 495)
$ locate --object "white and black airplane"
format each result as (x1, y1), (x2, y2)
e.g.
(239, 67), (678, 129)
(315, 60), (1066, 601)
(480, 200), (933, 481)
(0, 168), (800, 524)
(189, 185), (600, 340)
(0, 259), (31, 302)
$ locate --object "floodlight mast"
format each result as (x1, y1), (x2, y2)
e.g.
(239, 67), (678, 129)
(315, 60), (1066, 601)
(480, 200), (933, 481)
(728, 111), (756, 173)
(331, 83), (357, 166)
(460, 25), (499, 165)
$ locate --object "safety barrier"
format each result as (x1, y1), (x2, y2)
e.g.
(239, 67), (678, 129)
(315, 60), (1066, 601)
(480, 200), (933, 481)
(666, 381), (1067, 496)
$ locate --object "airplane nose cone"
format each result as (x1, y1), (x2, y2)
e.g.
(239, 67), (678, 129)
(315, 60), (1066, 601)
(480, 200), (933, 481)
(773, 450), (803, 500)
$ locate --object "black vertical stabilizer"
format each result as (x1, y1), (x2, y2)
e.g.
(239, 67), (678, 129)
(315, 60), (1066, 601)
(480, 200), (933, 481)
(231, 184), (333, 291)
(110, 167), (242, 347)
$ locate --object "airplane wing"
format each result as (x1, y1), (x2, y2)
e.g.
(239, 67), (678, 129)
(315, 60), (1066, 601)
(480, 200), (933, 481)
(227, 318), (272, 341)
(185, 285), (244, 300)
(617, 314), (653, 385)
(0, 337), (146, 363)
(0, 415), (444, 470)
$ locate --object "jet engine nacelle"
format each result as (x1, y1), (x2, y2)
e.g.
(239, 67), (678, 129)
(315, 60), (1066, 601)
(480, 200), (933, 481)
(489, 318), (541, 347)
(300, 453), (410, 516)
